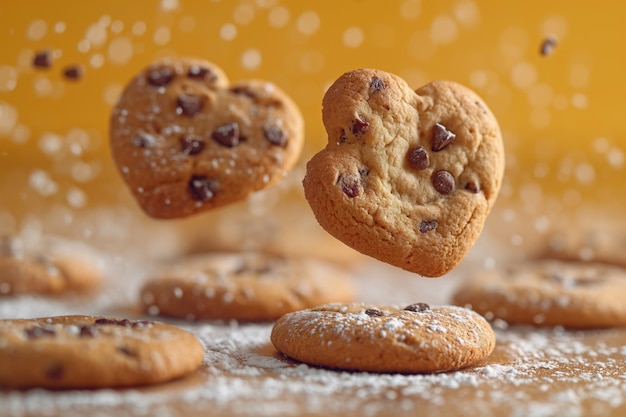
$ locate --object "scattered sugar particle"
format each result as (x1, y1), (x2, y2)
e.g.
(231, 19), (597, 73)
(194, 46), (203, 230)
(111, 20), (124, 34)
(430, 14), (458, 45)
(241, 48), (262, 70)
(223, 293), (235, 304)
(592, 136), (610, 153)
(606, 148), (624, 168)
(153, 26), (171, 45)
(11, 124), (31, 144)
(234, 4), (255, 25)
(85, 23), (108, 47)
(574, 162), (595, 185)
(132, 21), (147, 36)
(29, 170), (58, 196)
(0, 102), (18, 136)
(510, 61), (537, 89)
(107, 36), (134, 65)
(173, 287), (184, 298)
(38, 132), (63, 154)
(53, 21), (66, 34)
(103, 83), (123, 105)
(161, 0), (179, 11)
(0, 65), (18, 92)
(527, 83), (553, 107)
(296, 11), (320, 36)
(220, 23), (237, 41)
(342, 27), (364, 48)
(571, 93), (588, 109)
(147, 305), (160, 315)
(90, 53), (105, 69)
(26, 19), (48, 41)
(568, 64), (589, 88)
(66, 187), (87, 208)
(72, 161), (99, 182)
(454, 0), (480, 27)
(399, 0), (421, 20)
(268, 6), (290, 28)
(178, 15), (196, 32)
(99, 15), (112, 27)
(529, 108), (551, 129)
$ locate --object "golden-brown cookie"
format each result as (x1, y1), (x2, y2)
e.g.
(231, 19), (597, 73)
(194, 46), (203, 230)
(140, 252), (355, 321)
(453, 259), (626, 328)
(0, 235), (102, 296)
(271, 302), (495, 373)
(0, 315), (204, 389)
(110, 57), (304, 219)
(303, 69), (504, 277)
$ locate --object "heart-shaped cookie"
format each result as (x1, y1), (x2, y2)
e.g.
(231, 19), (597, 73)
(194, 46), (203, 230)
(110, 57), (304, 219)
(303, 69), (504, 277)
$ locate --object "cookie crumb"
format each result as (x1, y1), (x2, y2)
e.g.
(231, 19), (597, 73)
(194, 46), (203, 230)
(540, 36), (557, 56)
(62, 65), (83, 80)
(33, 50), (52, 68)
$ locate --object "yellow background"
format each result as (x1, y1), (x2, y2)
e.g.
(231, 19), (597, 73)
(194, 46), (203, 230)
(1, 0), (625, 256)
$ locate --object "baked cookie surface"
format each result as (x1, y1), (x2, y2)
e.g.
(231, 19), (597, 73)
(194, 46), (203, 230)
(271, 302), (495, 373)
(0, 315), (204, 389)
(110, 57), (304, 219)
(140, 252), (355, 321)
(453, 259), (626, 328)
(303, 69), (504, 277)
(0, 235), (102, 296)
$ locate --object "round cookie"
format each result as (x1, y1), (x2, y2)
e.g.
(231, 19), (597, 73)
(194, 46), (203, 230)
(140, 252), (355, 321)
(110, 57), (304, 219)
(303, 69), (504, 277)
(0, 315), (204, 389)
(271, 302), (495, 373)
(0, 235), (102, 296)
(452, 259), (626, 328)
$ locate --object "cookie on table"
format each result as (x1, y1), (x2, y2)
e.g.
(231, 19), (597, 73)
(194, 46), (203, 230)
(303, 69), (504, 277)
(109, 57), (304, 219)
(544, 226), (626, 267)
(0, 315), (204, 389)
(140, 252), (355, 321)
(271, 302), (495, 373)
(0, 235), (102, 296)
(452, 259), (626, 328)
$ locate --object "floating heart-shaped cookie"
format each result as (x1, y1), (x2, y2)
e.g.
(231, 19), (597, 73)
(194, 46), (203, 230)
(303, 69), (504, 277)
(110, 57), (304, 219)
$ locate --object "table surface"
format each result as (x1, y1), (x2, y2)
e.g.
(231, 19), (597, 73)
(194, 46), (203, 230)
(2, 254), (626, 417)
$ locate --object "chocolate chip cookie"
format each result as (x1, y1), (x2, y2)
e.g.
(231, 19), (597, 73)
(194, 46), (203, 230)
(303, 69), (504, 277)
(140, 251), (355, 321)
(453, 259), (626, 328)
(0, 315), (204, 388)
(110, 57), (304, 219)
(271, 302), (495, 373)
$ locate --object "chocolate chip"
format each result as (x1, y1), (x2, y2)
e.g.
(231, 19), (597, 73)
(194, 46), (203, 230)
(365, 308), (385, 317)
(79, 325), (96, 337)
(540, 36), (557, 56)
(263, 125), (287, 147)
(351, 117), (369, 136)
(230, 86), (257, 99)
(407, 146), (430, 170)
(211, 122), (241, 147)
(464, 181), (480, 193)
(419, 220), (438, 233)
(339, 129), (347, 143)
(132, 133), (157, 148)
(147, 67), (175, 87)
(33, 50), (52, 68)
(404, 303), (430, 312)
(432, 171), (455, 195)
(187, 65), (214, 80)
(46, 363), (64, 380)
(369, 77), (386, 96)
(432, 123), (456, 152)
(62, 65), (83, 80)
(176, 94), (204, 116)
(337, 173), (362, 198)
(24, 326), (56, 339)
(189, 176), (218, 201)
(180, 135), (205, 155)
(117, 345), (137, 357)
(94, 318), (130, 327)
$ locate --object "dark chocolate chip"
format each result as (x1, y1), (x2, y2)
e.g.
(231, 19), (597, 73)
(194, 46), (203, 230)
(33, 50), (52, 68)
(211, 122), (241, 147)
(79, 325), (96, 337)
(404, 303), (430, 312)
(369, 77), (386, 96)
(24, 326), (56, 339)
(176, 94), (204, 117)
(540, 36), (557, 56)
(339, 129), (347, 143)
(419, 220), (438, 233)
(94, 318), (131, 327)
(337, 173), (361, 198)
(180, 135), (205, 155)
(407, 146), (430, 170)
(46, 363), (64, 380)
(147, 67), (174, 87)
(132, 133), (157, 148)
(432, 123), (456, 152)
(464, 181), (480, 193)
(432, 171), (455, 195)
(187, 65), (214, 80)
(351, 117), (369, 136)
(62, 65), (83, 80)
(263, 125), (287, 147)
(230, 86), (257, 99)
(365, 308), (385, 317)
(189, 176), (218, 201)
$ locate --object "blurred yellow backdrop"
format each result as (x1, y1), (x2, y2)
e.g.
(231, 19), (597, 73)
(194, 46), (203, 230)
(1, 0), (625, 257)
